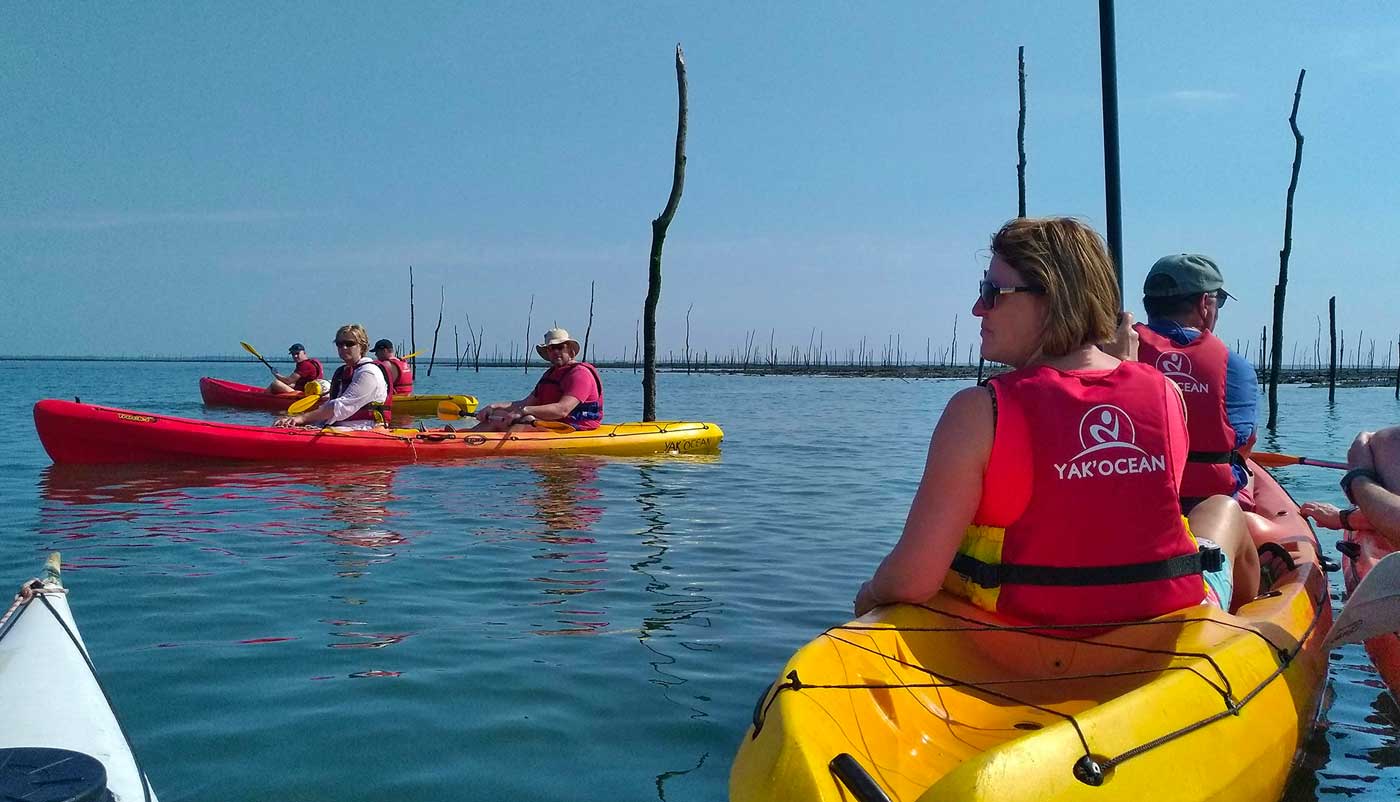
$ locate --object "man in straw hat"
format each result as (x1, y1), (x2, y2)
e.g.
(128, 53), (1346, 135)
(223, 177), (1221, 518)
(473, 327), (604, 432)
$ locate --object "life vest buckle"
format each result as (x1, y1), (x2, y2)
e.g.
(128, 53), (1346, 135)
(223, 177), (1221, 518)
(1198, 543), (1225, 573)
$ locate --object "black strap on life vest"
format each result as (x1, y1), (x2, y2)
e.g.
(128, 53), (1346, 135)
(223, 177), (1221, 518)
(950, 544), (1224, 590)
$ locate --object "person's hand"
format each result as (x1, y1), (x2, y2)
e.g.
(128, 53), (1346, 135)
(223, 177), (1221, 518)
(1349, 431), (1376, 471)
(273, 415), (299, 428)
(1300, 501), (1344, 530)
(1099, 311), (1139, 361)
(853, 580), (880, 617)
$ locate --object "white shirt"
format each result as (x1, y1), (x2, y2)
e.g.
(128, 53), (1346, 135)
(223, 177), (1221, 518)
(327, 357), (389, 429)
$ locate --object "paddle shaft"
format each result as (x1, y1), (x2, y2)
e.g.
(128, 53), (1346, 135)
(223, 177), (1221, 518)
(240, 341), (280, 376)
(1253, 451), (1348, 471)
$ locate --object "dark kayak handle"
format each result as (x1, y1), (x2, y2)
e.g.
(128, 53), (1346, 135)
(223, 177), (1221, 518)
(829, 753), (893, 802)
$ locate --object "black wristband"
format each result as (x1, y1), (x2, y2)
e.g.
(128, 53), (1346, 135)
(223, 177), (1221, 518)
(1341, 468), (1381, 504)
(1340, 507), (1356, 530)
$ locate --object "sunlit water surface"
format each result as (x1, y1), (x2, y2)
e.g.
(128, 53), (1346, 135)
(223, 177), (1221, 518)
(3, 362), (1397, 800)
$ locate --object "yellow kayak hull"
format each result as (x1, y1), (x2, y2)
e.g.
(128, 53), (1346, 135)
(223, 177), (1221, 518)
(731, 467), (1330, 802)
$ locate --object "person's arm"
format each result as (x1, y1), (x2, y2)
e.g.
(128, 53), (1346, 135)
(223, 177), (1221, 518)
(1223, 351), (1258, 448)
(854, 386), (993, 615)
(522, 395), (580, 422)
(1345, 430), (1400, 543)
(475, 393), (540, 422)
(1099, 312), (1139, 361)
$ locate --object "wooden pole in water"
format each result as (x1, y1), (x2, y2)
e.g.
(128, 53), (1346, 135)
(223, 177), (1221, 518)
(1098, 0), (1124, 293)
(582, 280), (595, 362)
(1267, 68), (1306, 430)
(427, 287), (443, 376)
(409, 266), (418, 375)
(643, 44), (687, 421)
(523, 294), (534, 374)
(1395, 334), (1399, 399)
(980, 46), (1029, 385)
(1328, 296), (1337, 402)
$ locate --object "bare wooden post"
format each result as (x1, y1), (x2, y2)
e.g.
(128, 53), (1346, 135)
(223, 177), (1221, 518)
(1395, 334), (1399, 399)
(684, 303), (693, 374)
(427, 287), (444, 377)
(523, 294), (534, 374)
(634, 320), (640, 374)
(1328, 296), (1336, 402)
(582, 280), (595, 362)
(1266, 68), (1306, 430)
(409, 266), (418, 375)
(979, 46), (1028, 385)
(642, 44), (687, 421)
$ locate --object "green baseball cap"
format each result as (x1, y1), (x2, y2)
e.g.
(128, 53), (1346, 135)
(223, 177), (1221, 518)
(1143, 253), (1235, 300)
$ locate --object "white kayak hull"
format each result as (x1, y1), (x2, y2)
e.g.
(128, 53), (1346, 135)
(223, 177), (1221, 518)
(0, 560), (157, 801)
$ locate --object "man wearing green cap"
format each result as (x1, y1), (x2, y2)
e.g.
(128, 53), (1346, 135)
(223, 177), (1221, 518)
(1135, 254), (1258, 509)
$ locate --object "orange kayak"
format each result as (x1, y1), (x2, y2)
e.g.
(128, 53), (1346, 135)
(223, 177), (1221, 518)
(35, 399), (722, 465)
(1341, 527), (1400, 701)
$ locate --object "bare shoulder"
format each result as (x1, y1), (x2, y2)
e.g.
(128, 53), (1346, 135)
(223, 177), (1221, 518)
(936, 385), (995, 434)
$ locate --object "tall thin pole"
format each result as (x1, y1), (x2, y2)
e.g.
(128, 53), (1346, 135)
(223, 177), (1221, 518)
(1098, 0), (1124, 295)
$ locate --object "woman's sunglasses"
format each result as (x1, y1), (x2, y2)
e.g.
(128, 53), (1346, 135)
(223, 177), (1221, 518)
(978, 280), (1044, 309)
(334, 340), (359, 348)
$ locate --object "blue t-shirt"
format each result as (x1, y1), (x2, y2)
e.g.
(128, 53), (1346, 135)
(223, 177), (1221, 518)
(1146, 319), (1258, 492)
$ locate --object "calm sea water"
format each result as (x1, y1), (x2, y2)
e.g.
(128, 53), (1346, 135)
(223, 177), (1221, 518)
(4, 362), (1398, 801)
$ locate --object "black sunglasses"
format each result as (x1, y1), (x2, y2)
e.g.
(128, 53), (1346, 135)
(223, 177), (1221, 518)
(978, 279), (1044, 309)
(1212, 289), (1229, 308)
(334, 340), (359, 348)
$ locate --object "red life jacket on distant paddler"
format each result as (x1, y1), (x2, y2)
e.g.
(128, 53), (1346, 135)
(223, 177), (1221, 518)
(292, 358), (324, 391)
(1135, 324), (1240, 505)
(943, 362), (1211, 632)
(328, 359), (393, 425)
(383, 356), (414, 394)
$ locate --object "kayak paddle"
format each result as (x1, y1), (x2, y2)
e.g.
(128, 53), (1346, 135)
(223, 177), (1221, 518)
(240, 341), (279, 376)
(436, 400), (572, 431)
(1324, 551), (1400, 650)
(286, 381), (324, 415)
(1253, 451), (1348, 470)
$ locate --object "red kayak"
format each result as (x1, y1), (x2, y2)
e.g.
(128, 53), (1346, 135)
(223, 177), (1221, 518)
(200, 377), (304, 411)
(1342, 527), (1400, 701)
(33, 399), (724, 465)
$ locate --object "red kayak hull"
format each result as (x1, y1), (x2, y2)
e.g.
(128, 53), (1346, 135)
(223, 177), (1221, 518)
(1342, 527), (1400, 701)
(33, 399), (723, 465)
(200, 377), (305, 411)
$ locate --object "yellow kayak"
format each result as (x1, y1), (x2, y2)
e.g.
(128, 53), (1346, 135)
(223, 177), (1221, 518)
(730, 464), (1331, 802)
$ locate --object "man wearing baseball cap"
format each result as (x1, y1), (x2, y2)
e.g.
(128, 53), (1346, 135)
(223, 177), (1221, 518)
(473, 327), (604, 432)
(267, 343), (324, 394)
(1135, 254), (1258, 509)
(372, 339), (415, 395)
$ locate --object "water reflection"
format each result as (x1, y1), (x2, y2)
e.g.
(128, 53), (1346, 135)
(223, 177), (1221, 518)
(39, 464), (407, 569)
(515, 458), (610, 636)
(630, 463), (719, 799)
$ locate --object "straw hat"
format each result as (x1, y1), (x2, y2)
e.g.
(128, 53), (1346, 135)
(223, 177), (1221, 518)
(536, 328), (581, 359)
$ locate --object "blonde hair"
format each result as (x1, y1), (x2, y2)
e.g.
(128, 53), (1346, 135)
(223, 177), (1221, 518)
(990, 217), (1120, 357)
(335, 323), (370, 353)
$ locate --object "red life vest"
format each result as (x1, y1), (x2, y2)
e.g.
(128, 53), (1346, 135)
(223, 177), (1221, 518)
(328, 360), (393, 425)
(383, 356), (414, 395)
(944, 362), (1209, 631)
(532, 362), (604, 427)
(291, 358), (324, 391)
(1135, 324), (1239, 503)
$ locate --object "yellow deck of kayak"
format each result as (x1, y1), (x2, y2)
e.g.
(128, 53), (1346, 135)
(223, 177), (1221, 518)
(390, 394), (478, 416)
(731, 468), (1330, 802)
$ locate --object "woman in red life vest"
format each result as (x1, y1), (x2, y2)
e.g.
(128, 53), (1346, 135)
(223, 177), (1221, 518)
(273, 324), (391, 430)
(267, 343), (324, 393)
(473, 328), (604, 432)
(371, 339), (415, 394)
(853, 218), (1259, 630)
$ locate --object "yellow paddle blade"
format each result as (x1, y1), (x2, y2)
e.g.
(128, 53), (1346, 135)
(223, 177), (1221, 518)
(401, 351), (422, 359)
(437, 400), (467, 420)
(304, 381), (323, 397)
(240, 341), (264, 360)
(450, 395), (478, 414)
(287, 394), (321, 415)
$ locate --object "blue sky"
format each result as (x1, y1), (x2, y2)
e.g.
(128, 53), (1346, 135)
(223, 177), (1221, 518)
(3, 3), (1397, 363)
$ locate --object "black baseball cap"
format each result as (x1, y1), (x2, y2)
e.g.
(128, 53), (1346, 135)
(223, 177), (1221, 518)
(288, 343), (305, 354)
(373, 339), (394, 351)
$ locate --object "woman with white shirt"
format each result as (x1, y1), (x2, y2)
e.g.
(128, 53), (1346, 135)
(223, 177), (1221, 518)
(273, 324), (391, 430)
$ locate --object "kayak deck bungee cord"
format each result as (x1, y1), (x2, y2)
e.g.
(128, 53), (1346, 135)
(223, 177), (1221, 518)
(730, 463), (1331, 802)
(35, 399), (723, 465)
